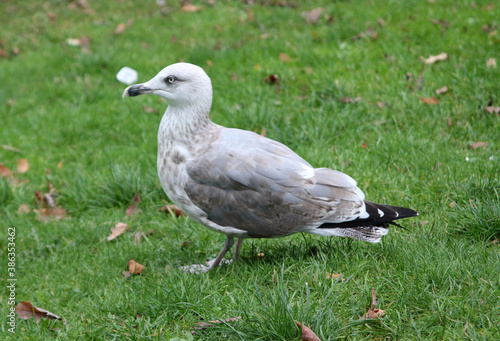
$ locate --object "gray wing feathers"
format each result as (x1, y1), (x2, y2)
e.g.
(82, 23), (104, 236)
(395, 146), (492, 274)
(184, 128), (366, 237)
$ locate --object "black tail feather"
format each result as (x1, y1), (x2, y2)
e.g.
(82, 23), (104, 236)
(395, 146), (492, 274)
(320, 201), (418, 229)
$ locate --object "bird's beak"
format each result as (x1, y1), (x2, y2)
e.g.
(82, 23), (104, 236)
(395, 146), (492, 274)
(122, 84), (153, 98)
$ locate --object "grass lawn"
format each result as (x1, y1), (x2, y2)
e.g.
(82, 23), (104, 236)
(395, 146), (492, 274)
(1, 0), (499, 340)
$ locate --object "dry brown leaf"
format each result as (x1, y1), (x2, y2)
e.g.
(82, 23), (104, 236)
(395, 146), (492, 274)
(158, 205), (185, 217)
(469, 142), (488, 149)
(2, 145), (22, 153)
(376, 101), (386, 108)
(279, 52), (292, 62)
(435, 85), (448, 95)
(352, 27), (378, 41)
(302, 7), (323, 24)
(421, 52), (448, 64)
(246, 9), (254, 22)
(34, 182), (57, 208)
(33, 207), (67, 222)
(486, 58), (497, 69)
(15, 301), (62, 323)
(295, 321), (322, 341)
(181, 4), (202, 12)
(143, 106), (159, 113)
(362, 288), (386, 319)
(420, 97), (439, 105)
(0, 162), (11, 178)
(114, 23), (126, 34)
(79, 36), (91, 54)
(123, 271), (133, 279)
(126, 189), (142, 216)
(18, 204), (30, 213)
(16, 158), (29, 174)
(326, 273), (345, 281)
(484, 106), (500, 114)
(264, 74), (280, 85)
(361, 141), (368, 149)
(107, 222), (129, 242)
(338, 96), (361, 103)
(128, 259), (145, 275)
(193, 316), (242, 330)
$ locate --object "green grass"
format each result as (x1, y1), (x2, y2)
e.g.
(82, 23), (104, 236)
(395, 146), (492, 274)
(1, 0), (499, 340)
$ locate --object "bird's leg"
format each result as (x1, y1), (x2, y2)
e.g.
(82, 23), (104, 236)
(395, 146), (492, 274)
(206, 236), (234, 270)
(232, 237), (243, 262)
(179, 236), (234, 274)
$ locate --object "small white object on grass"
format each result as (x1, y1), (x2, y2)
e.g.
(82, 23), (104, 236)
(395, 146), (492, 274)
(116, 67), (138, 85)
(122, 63), (418, 273)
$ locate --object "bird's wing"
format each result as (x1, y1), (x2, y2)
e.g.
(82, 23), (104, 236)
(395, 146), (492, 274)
(184, 128), (366, 237)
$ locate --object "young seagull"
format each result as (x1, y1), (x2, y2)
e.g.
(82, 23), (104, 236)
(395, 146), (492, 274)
(123, 63), (418, 273)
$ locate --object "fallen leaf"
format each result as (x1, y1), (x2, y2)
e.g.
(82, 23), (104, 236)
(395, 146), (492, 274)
(128, 259), (145, 275)
(15, 301), (62, 323)
(279, 52), (292, 62)
(158, 205), (185, 217)
(181, 4), (202, 12)
(16, 158), (29, 174)
(0, 162), (11, 178)
(487, 58), (497, 69)
(57, 162), (64, 169)
(246, 9), (254, 22)
(352, 27), (378, 41)
(107, 222), (129, 242)
(125, 189), (142, 216)
(264, 74), (280, 85)
(122, 271), (132, 279)
(2, 145), (21, 153)
(376, 101), (386, 108)
(449, 201), (457, 208)
(295, 321), (322, 341)
(362, 288), (386, 319)
(301, 7), (323, 24)
(420, 52), (448, 64)
(361, 141), (368, 149)
(420, 97), (439, 105)
(33, 207), (67, 222)
(193, 316), (242, 330)
(469, 142), (488, 149)
(326, 273), (344, 281)
(79, 36), (91, 54)
(18, 204), (30, 213)
(338, 96), (361, 103)
(484, 106), (500, 114)
(34, 183), (56, 207)
(405, 72), (414, 82)
(430, 19), (450, 28)
(435, 85), (448, 95)
(114, 23), (126, 34)
(143, 106), (159, 113)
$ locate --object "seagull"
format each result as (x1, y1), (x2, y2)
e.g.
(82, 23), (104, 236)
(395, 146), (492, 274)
(123, 63), (418, 273)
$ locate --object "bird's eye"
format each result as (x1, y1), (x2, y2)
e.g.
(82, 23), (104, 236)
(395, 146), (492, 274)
(165, 76), (176, 84)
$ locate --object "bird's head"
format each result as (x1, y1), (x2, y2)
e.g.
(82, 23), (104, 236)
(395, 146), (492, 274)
(123, 63), (212, 109)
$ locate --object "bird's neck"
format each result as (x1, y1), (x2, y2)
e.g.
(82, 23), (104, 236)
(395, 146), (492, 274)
(158, 104), (215, 147)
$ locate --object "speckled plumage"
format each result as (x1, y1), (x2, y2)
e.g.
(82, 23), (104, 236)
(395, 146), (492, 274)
(123, 63), (418, 273)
